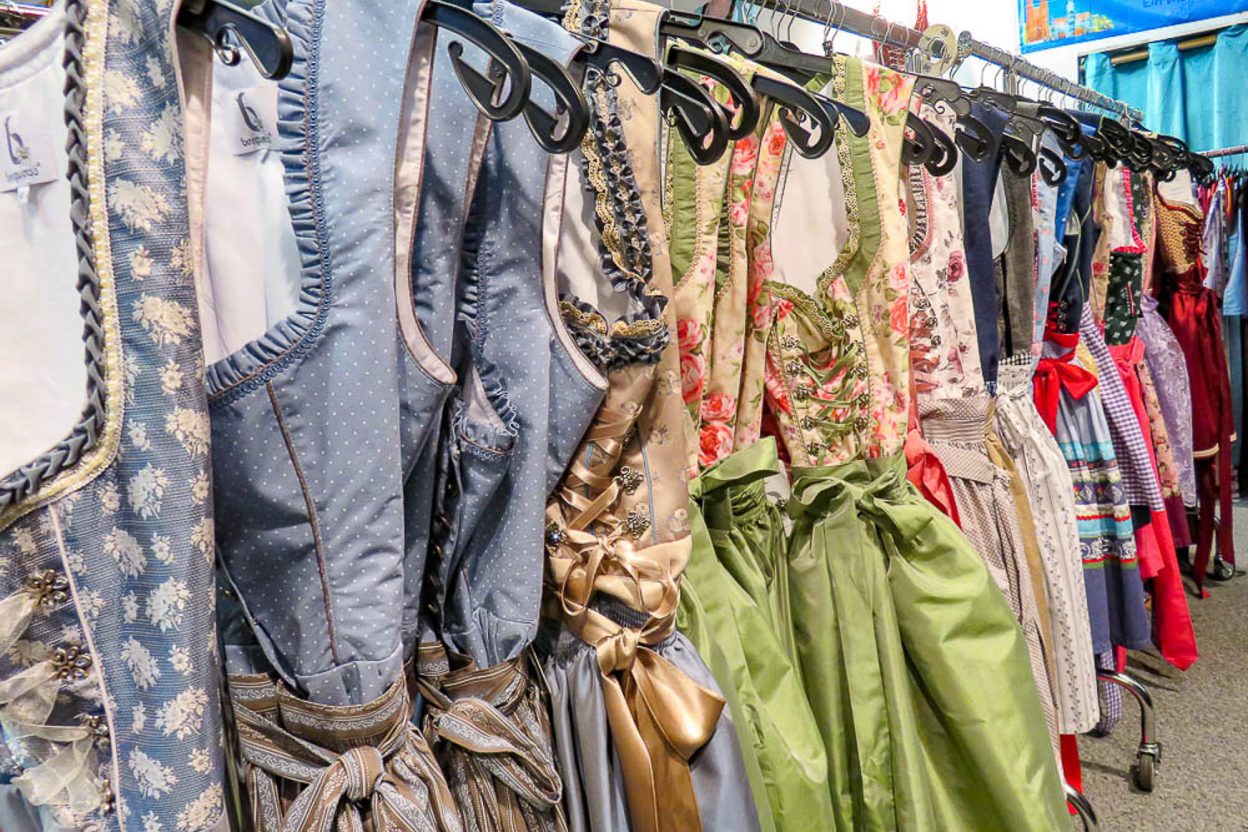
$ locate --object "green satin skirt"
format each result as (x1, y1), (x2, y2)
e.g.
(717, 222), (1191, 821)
(678, 439), (836, 832)
(786, 453), (1068, 831)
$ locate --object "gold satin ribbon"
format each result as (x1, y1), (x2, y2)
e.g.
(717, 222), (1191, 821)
(543, 377), (722, 830)
(231, 675), (461, 832)
(588, 620), (724, 832)
(545, 532), (723, 832)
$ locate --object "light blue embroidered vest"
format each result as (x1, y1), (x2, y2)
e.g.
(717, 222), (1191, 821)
(0, 1), (227, 829)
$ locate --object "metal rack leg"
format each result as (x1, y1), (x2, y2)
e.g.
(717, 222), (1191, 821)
(1096, 670), (1162, 792)
(1066, 784), (1100, 832)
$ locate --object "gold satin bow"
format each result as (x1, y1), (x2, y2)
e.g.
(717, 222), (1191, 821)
(584, 614), (724, 832)
(543, 391), (723, 832)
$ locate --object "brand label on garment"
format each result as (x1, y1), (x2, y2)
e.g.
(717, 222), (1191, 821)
(0, 108), (58, 193)
(226, 85), (278, 156)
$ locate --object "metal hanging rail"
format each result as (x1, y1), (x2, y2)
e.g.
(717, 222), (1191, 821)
(1204, 143), (1248, 159)
(738, 0), (1143, 122)
(963, 32), (1143, 122)
(960, 33), (1143, 123)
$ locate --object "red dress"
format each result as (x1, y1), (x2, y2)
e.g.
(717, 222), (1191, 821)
(1154, 184), (1236, 590)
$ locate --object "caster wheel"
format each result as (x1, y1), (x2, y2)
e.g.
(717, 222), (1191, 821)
(1133, 751), (1156, 792)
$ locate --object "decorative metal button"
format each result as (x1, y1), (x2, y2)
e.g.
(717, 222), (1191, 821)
(799, 417), (817, 430)
(793, 386), (811, 401)
(623, 510), (650, 540)
(615, 466), (643, 495)
(545, 522), (565, 549)
(851, 365), (869, 379)
(98, 778), (114, 814)
(781, 335), (803, 350)
(24, 569), (69, 612)
(853, 415), (871, 431)
(787, 360), (804, 375)
(805, 441), (823, 457)
(78, 714), (110, 750)
(51, 645), (92, 681)
(930, 335), (942, 347)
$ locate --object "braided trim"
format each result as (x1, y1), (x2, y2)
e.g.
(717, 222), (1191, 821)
(0, 0), (116, 519)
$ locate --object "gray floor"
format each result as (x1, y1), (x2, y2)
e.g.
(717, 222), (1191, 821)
(1077, 503), (1248, 830)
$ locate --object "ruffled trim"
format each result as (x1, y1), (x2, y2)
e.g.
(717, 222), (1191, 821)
(452, 349), (519, 460)
(559, 0), (675, 367)
(205, 0), (328, 404)
(559, 293), (670, 370)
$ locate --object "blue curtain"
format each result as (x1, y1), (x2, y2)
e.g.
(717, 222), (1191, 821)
(1085, 24), (1248, 155)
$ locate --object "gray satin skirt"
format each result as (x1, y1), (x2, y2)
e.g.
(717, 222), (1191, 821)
(537, 611), (762, 832)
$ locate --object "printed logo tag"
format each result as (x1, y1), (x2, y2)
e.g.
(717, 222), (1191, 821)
(227, 85), (278, 156)
(0, 110), (58, 193)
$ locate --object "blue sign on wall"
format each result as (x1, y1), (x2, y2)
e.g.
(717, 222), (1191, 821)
(1021, 0), (1248, 52)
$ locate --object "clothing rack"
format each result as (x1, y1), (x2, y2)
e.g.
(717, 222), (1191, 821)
(964, 34), (1143, 123)
(736, 0), (1144, 123)
(1204, 143), (1248, 159)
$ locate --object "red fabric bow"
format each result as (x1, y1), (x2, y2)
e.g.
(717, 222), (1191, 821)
(1034, 332), (1099, 434)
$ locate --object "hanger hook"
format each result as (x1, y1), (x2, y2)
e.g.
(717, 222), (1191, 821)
(825, 0), (845, 56)
(783, 0), (798, 45)
(870, 13), (886, 47)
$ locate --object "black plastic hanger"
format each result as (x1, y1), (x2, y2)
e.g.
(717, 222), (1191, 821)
(1125, 131), (1154, 171)
(925, 124), (958, 177)
(422, 0), (532, 121)
(967, 85), (1020, 115)
(1146, 136), (1179, 181)
(513, 42), (590, 153)
(573, 37), (663, 94)
(658, 11), (769, 64)
(902, 112), (936, 167)
(1095, 116), (1135, 163)
(511, 0), (663, 95)
(1035, 102), (1085, 159)
(667, 47), (760, 140)
(752, 74), (835, 158)
(178, 0), (293, 79)
(1080, 128), (1111, 165)
(1038, 144), (1067, 186)
(910, 74), (995, 162)
(659, 10), (872, 140)
(1001, 113), (1041, 177)
(661, 66), (730, 165)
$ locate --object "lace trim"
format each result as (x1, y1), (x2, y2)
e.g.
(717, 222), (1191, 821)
(557, 0), (669, 368)
(815, 57), (862, 300)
